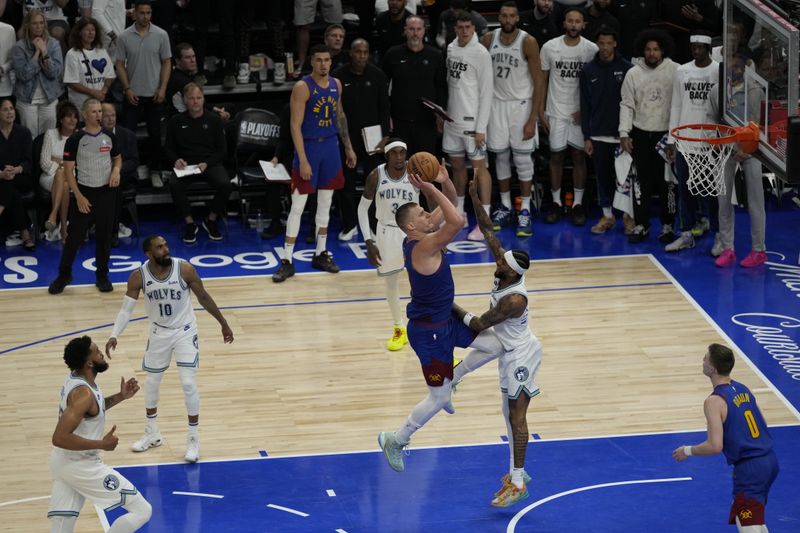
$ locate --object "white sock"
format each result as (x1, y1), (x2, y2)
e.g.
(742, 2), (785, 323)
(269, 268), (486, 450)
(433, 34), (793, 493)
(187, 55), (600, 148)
(552, 188), (561, 206)
(456, 196), (465, 214)
(603, 207), (613, 218)
(574, 188), (584, 206)
(500, 191), (511, 209)
(284, 243), (295, 263)
(188, 423), (198, 437)
(146, 414), (158, 433)
(315, 233), (327, 255)
(521, 195), (531, 213)
(482, 204), (491, 217)
(385, 273), (403, 325)
(511, 467), (525, 489)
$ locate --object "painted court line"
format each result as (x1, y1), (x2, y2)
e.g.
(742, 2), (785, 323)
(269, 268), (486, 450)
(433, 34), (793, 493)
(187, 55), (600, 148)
(647, 254), (800, 422)
(172, 491), (224, 499)
(0, 495), (49, 508)
(327, 489), (336, 497)
(266, 503), (309, 517)
(507, 477), (693, 532)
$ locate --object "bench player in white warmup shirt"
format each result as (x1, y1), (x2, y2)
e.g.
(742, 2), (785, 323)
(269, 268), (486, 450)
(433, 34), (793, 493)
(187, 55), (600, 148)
(49, 335), (152, 533)
(482, 1), (545, 238)
(454, 178), (543, 508)
(358, 139), (457, 350)
(106, 235), (234, 463)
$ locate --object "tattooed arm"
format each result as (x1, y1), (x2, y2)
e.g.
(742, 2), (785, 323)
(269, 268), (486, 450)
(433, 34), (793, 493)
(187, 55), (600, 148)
(335, 78), (357, 169)
(467, 178), (504, 260)
(458, 294), (528, 332)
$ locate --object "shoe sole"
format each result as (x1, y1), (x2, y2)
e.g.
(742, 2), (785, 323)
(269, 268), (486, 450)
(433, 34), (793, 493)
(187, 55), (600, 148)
(491, 490), (529, 507)
(131, 438), (162, 452)
(377, 432), (404, 472)
(185, 452), (199, 463)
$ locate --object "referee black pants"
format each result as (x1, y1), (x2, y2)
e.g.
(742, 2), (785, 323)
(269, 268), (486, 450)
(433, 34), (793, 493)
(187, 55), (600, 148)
(58, 184), (116, 280)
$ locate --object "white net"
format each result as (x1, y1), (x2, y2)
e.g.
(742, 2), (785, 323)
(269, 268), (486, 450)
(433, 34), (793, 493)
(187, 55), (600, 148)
(673, 126), (736, 197)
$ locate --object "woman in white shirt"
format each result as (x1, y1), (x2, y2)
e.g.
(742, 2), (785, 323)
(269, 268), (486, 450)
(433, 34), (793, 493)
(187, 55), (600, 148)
(63, 17), (115, 109)
(41, 100), (79, 242)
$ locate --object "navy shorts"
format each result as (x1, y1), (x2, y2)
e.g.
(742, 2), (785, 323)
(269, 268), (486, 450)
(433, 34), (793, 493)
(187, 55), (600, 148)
(292, 135), (344, 194)
(408, 317), (477, 386)
(728, 451), (779, 525)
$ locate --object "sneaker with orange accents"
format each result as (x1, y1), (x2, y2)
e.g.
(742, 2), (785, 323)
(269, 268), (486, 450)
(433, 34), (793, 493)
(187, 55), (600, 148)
(495, 471), (532, 496)
(740, 250), (767, 268)
(387, 326), (408, 351)
(590, 215), (616, 234)
(491, 482), (529, 507)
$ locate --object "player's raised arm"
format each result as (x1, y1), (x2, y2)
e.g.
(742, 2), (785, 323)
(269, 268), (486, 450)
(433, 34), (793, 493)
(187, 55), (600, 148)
(182, 261), (234, 344)
(427, 158), (457, 226)
(409, 172), (462, 253)
(468, 179), (504, 259)
(106, 269), (143, 356)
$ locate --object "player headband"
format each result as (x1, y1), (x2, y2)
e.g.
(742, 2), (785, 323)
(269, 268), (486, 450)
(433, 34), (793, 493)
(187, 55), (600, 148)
(504, 250), (528, 276)
(689, 35), (712, 45)
(384, 140), (407, 153)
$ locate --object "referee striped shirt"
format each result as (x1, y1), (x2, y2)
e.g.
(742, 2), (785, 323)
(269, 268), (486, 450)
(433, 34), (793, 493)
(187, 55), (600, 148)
(63, 129), (120, 188)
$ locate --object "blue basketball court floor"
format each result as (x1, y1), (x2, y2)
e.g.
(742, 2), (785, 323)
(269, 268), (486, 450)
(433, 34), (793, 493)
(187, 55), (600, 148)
(2, 199), (800, 531)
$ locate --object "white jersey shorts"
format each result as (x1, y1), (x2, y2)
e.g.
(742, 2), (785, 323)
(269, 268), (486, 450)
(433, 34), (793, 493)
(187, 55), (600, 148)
(443, 121), (487, 160)
(375, 221), (405, 276)
(488, 99), (537, 153)
(498, 337), (542, 400)
(48, 452), (139, 518)
(547, 115), (584, 152)
(143, 322), (199, 373)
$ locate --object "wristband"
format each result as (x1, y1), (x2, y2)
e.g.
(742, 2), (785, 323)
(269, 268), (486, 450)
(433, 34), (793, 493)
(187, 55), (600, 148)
(463, 312), (475, 327)
(683, 446), (693, 457)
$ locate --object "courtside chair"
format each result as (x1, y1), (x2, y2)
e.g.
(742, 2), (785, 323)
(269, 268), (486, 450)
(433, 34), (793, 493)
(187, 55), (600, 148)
(231, 108), (282, 223)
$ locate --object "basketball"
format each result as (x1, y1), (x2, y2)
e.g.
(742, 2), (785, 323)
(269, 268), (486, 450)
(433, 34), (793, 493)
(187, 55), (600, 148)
(407, 152), (440, 182)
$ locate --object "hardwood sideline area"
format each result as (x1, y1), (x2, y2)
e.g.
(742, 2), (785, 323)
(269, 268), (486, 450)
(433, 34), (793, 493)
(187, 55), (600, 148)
(0, 256), (795, 531)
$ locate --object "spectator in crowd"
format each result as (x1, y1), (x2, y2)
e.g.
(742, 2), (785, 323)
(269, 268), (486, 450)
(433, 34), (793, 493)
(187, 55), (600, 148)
(519, 0), (561, 48)
(0, 97), (35, 251)
(91, 0), (126, 57)
(483, 0), (545, 238)
(619, 29), (678, 243)
(611, 0), (657, 59)
(101, 103), (138, 245)
(115, 0), (171, 189)
(165, 83), (229, 244)
(584, 0), (620, 43)
(63, 17), (115, 109)
(658, 0), (721, 63)
(540, 7), (597, 226)
(167, 42), (230, 121)
(579, 26), (633, 234)
(664, 32), (719, 252)
(375, 0), (411, 59)
(326, 23), (349, 72)
(444, 11), (493, 242)
(40, 100), (80, 243)
(12, 8), (63, 139)
(48, 98), (122, 295)
(272, 44), (357, 283)
(437, 0), (488, 49)
(220, 0), (255, 90)
(381, 14), (447, 156)
(77, 0), (93, 18)
(0, 18), (14, 100)
(333, 38), (390, 241)
(21, 0), (70, 53)
(295, 0), (343, 78)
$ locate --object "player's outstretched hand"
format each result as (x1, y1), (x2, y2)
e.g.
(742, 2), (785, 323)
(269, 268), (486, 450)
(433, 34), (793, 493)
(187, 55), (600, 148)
(408, 172), (433, 192)
(101, 425), (119, 451)
(120, 376), (139, 399)
(222, 324), (234, 344)
(105, 337), (117, 358)
(433, 157), (449, 184)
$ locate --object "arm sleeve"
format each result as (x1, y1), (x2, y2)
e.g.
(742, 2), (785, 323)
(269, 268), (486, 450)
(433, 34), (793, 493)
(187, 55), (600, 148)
(63, 134), (79, 162)
(11, 43), (40, 82)
(358, 196), (374, 241)
(111, 295), (138, 338)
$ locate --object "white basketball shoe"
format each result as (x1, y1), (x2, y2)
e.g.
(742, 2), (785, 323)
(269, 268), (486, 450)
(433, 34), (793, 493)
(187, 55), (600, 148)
(131, 427), (162, 452)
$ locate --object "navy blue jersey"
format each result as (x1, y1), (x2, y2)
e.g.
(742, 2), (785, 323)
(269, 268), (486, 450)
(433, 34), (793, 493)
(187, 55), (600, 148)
(403, 239), (454, 323)
(301, 75), (339, 140)
(713, 380), (773, 465)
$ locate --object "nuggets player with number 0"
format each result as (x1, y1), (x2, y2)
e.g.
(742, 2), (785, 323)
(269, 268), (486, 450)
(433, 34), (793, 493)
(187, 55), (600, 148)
(105, 235), (234, 463)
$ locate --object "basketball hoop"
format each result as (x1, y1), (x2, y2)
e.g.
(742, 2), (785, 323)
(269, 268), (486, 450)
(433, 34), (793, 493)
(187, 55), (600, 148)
(670, 122), (760, 197)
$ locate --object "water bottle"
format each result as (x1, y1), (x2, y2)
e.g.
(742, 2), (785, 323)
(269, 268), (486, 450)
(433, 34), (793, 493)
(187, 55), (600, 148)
(255, 210), (264, 233)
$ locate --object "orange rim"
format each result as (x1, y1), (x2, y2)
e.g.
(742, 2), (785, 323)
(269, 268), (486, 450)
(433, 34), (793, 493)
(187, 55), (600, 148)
(671, 122), (760, 151)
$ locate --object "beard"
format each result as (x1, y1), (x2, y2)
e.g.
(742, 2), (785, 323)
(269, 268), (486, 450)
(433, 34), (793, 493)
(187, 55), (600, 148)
(154, 255), (172, 267)
(93, 361), (109, 374)
(645, 56), (661, 67)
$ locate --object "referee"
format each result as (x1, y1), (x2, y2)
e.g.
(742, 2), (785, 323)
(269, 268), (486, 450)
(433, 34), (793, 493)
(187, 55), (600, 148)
(48, 98), (122, 295)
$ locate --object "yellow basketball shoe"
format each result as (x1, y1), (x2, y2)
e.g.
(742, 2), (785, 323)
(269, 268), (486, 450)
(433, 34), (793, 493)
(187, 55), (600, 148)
(387, 326), (408, 351)
(491, 482), (529, 507)
(495, 471), (532, 496)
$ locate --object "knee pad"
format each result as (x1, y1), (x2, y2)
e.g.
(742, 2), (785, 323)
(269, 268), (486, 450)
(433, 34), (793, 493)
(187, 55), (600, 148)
(513, 151), (534, 181)
(144, 372), (165, 409)
(315, 189), (334, 229)
(178, 367), (199, 416)
(494, 149), (512, 180)
(286, 192), (308, 237)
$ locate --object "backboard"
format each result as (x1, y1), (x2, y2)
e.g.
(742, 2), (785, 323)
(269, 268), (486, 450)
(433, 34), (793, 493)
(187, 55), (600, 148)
(722, 0), (800, 183)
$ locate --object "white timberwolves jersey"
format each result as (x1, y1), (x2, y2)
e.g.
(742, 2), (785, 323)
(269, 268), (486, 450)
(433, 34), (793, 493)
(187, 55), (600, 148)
(374, 163), (419, 225)
(140, 258), (196, 329)
(489, 29), (533, 101)
(54, 373), (105, 459)
(490, 276), (539, 351)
